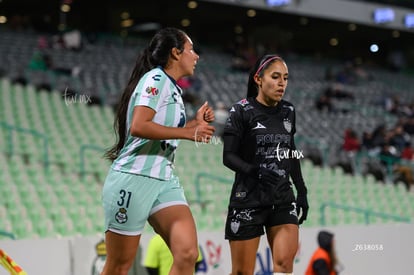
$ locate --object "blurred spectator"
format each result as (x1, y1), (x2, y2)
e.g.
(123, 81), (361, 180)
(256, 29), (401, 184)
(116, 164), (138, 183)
(51, 34), (66, 49)
(177, 76), (192, 90)
(370, 124), (387, 149)
(62, 30), (83, 51)
(401, 142), (414, 161)
(399, 142), (414, 191)
(342, 128), (360, 152)
(177, 76), (204, 118)
(305, 230), (342, 275)
(28, 51), (48, 71)
(28, 51), (81, 77)
(379, 143), (400, 172)
(379, 143), (414, 190)
(188, 75), (203, 92)
(144, 234), (203, 275)
(43, 54), (82, 77)
(315, 83), (354, 113)
(382, 95), (414, 118)
(335, 61), (356, 85)
(37, 35), (49, 49)
(389, 125), (410, 153)
(333, 60), (372, 85)
(361, 131), (375, 152)
(315, 94), (334, 113)
(337, 128), (360, 174)
(403, 117), (414, 135)
(353, 63), (373, 82)
(324, 83), (354, 100)
(394, 164), (414, 191)
(384, 95), (401, 115)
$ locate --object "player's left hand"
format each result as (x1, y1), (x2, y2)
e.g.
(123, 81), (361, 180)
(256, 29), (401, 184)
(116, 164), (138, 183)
(296, 193), (309, 225)
(196, 101), (215, 124)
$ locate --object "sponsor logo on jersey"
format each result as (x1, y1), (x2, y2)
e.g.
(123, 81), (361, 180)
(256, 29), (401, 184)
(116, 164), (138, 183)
(229, 107), (235, 112)
(237, 98), (249, 106)
(253, 122), (266, 130)
(235, 191), (246, 198)
(145, 86), (159, 96)
(152, 74), (161, 81)
(290, 202), (298, 217)
(236, 209), (255, 221)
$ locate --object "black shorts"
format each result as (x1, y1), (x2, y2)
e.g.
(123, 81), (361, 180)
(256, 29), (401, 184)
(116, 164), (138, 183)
(225, 202), (299, 241)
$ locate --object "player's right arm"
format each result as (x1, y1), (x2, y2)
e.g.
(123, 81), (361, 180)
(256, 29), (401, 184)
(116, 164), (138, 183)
(130, 106), (214, 142)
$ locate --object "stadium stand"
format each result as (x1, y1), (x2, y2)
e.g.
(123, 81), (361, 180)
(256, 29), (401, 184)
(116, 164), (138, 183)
(1, 29), (413, 240)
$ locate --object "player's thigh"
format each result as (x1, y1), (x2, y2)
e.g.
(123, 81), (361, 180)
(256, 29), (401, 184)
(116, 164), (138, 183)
(148, 175), (195, 245)
(104, 231), (141, 266)
(102, 170), (164, 235)
(148, 204), (197, 253)
(266, 223), (298, 261)
(229, 238), (261, 273)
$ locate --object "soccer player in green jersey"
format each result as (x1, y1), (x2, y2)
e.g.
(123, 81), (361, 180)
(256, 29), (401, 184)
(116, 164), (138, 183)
(101, 27), (215, 275)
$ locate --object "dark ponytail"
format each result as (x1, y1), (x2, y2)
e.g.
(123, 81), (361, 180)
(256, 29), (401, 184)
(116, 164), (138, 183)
(104, 28), (188, 162)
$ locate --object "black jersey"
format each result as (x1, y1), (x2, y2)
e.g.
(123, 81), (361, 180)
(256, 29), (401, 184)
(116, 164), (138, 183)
(223, 97), (300, 208)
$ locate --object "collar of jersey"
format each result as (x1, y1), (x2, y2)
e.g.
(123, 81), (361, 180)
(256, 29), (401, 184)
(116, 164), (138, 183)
(156, 66), (183, 95)
(252, 97), (282, 114)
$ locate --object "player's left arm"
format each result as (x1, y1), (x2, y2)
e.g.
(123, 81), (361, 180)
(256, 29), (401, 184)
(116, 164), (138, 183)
(290, 109), (309, 224)
(290, 155), (309, 225)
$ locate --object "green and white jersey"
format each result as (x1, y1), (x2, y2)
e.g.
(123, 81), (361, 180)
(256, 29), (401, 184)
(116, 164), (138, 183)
(112, 67), (186, 180)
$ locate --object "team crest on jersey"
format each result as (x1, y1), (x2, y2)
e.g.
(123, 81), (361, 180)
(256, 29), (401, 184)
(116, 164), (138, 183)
(231, 220), (240, 233)
(283, 118), (292, 133)
(145, 86), (159, 96)
(115, 208), (128, 224)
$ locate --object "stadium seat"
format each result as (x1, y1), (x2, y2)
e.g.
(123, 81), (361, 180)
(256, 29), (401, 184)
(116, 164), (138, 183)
(1, 30), (414, 240)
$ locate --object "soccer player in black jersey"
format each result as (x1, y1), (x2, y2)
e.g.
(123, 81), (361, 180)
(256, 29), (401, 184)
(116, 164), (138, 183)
(223, 54), (309, 275)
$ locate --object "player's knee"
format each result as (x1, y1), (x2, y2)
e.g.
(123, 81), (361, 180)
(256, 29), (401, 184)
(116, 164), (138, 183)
(115, 266), (131, 275)
(102, 265), (131, 275)
(231, 258), (256, 275)
(102, 259), (134, 275)
(231, 269), (253, 275)
(274, 256), (294, 272)
(173, 246), (198, 266)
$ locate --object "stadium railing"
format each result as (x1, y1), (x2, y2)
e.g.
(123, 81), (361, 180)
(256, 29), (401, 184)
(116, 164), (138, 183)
(319, 201), (411, 226)
(0, 122), (50, 169)
(79, 144), (105, 179)
(0, 230), (15, 240)
(193, 172), (233, 211)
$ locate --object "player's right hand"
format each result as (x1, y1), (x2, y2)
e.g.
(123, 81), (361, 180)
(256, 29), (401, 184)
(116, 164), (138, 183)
(193, 124), (215, 143)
